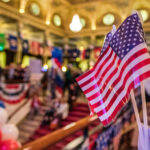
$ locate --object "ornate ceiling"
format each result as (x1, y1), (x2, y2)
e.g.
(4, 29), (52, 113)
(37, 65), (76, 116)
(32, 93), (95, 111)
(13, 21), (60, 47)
(0, 0), (150, 48)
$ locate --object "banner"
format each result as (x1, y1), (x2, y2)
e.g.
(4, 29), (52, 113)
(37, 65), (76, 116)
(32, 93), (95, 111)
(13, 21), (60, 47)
(29, 41), (41, 55)
(0, 33), (5, 51)
(9, 35), (17, 51)
(22, 39), (29, 53)
(0, 83), (29, 104)
(68, 49), (80, 59)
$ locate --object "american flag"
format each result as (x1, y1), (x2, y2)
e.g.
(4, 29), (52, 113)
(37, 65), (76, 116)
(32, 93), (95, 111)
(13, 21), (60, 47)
(76, 13), (150, 126)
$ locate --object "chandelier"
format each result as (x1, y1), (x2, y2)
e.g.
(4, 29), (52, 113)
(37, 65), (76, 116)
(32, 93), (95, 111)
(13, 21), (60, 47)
(69, 14), (82, 32)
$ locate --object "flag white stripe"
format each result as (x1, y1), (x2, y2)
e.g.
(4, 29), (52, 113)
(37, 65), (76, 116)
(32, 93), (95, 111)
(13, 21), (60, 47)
(96, 51), (116, 82)
(1, 83), (22, 93)
(78, 48), (112, 85)
(93, 52), (150, 112)
(90, 57), (119, 105)
(98, 57), (120, 90)
(99, 64), (150, 121)
(82, 48), (115, 91)
(80, 43), (146, 93)
(83, 43), (146, 97)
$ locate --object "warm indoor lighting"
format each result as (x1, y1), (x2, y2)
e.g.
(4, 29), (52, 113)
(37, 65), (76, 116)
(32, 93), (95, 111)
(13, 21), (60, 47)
(70, 14), (82, 32)
(19, 8), (25, 14)
(45, 20), (50, 25)
(79, 46), (84, 51)
(62, 66), (67, 72)
(140, 9), (149, 22)
(92, 24), (96, 30)
(43, 64), (48, 70)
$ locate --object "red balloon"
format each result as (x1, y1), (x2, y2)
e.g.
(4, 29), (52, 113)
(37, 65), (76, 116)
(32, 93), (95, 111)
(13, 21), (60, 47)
(0, 139), (19, 150)
(0, 130), (2, 141)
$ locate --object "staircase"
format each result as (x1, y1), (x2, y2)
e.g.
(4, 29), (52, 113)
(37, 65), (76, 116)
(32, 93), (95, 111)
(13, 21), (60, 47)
(27, 102), (101, 150)
(18, 100), (52, 144)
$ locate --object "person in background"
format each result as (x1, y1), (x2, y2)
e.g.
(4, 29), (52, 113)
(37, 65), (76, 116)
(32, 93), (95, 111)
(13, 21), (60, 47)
(14, 63), (25, 81)
(48, 67), (57, 99)
(3, 66), (9, 81)
(41, 72), (48, 96)
(42, 106), (56, 126)
(8, 63), (15, 81)
(68, 81), (78, 110)
(64, 65), (72, 94)
(23, 66), (30, 82)
(29, 93), (41, 119)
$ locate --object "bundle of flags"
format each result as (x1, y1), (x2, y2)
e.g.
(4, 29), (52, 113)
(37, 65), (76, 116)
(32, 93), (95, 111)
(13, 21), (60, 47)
(52, 48), (63, 98)
(0, 83), (29, 104)
(76, 12), (150, 126)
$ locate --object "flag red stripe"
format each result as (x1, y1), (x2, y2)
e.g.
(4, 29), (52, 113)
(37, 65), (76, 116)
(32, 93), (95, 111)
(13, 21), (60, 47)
(95, 49), (113, 79)
(93, 46), (110, 70)
(87, 48), (147, 101)
(95, 59), (150, 116)
(76, 47), (110, 82)
(83, 54), (117, 94)
(76, 69), (93, 82)
(101, 70), (150, 125)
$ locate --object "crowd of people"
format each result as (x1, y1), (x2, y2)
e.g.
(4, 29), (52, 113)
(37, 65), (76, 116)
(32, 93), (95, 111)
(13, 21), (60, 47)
(24, 64), (82, 130)
(0, 63), (30, 82)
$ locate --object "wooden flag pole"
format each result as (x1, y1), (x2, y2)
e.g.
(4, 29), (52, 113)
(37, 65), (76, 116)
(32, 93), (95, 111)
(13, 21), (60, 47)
(141, 81), (148, 126)
(141, 81), (149, 150)
(130, 90), (145, 150)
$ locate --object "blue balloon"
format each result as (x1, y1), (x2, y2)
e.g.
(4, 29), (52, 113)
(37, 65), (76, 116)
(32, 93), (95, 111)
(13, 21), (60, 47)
(0, 101), (5, 108)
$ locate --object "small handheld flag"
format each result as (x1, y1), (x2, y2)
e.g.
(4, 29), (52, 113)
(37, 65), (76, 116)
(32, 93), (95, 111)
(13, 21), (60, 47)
(76, 13), (150, 126)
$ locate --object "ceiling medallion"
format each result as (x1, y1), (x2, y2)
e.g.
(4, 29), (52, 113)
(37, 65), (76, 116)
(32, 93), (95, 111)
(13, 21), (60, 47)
(70, 14), (82, 32)
(103, 14), (115, 25)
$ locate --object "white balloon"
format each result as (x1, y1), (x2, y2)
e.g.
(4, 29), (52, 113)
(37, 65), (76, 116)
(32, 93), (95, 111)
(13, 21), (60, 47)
(1, 124), (19, 140)
(0, 108), (8, 127)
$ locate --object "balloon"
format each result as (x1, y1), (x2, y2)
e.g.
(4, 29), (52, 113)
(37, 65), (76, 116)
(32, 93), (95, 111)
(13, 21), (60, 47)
(0, 130), (2, 141)
(0, 139), (19, 150)
(1, 124), (19, 141)
(0, 108), (8, 127)
(0, 101), (5, 108)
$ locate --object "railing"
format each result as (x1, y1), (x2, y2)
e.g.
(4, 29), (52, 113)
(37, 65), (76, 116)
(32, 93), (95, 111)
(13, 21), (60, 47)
(19, 115), (98, 150)
(19, 114), (137, 150)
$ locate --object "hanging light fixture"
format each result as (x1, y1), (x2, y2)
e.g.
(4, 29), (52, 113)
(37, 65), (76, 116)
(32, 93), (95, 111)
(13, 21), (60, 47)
(70, 14), (82, 32)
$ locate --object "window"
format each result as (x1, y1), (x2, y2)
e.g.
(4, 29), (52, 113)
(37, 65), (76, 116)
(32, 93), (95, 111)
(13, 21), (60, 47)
(139, 9), (149, 22)
(30, 3), (40, 16)
(53, 15), (61, 26)
(103, 14), (115, 25)
(1, 0), (11, 2)
(80, 18), (86, 28)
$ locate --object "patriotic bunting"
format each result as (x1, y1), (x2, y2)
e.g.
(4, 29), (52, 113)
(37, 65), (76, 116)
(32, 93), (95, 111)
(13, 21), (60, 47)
(76, 13), (150, 126)
(0, 83), (29, 104)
